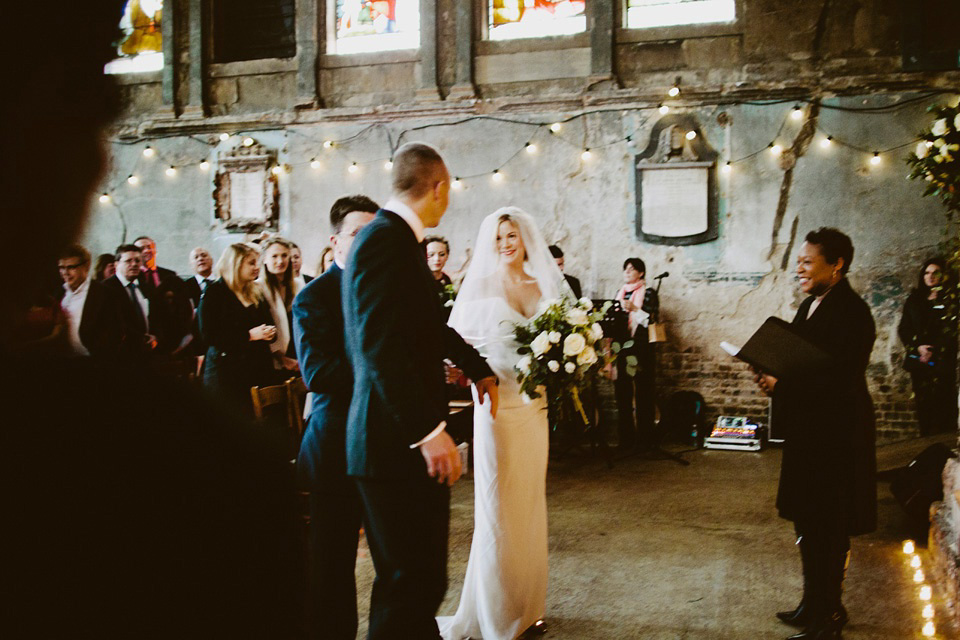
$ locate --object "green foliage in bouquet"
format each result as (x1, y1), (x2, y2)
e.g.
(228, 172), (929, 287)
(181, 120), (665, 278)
(906, 102), (960, 214)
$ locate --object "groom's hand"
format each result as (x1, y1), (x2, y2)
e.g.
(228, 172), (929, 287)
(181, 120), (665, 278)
(475, 376), (499, 420)
(420, 430), (462, 486)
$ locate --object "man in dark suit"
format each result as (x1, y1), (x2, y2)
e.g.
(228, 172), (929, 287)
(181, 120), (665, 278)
(103, 244), (166, 359)
(342, 143), (499, 639)
(549, 244), (583, 299)
(57, 244), (124, 358)
(293, 194), (380, 640)
(755, 228), (876, 640)
(183, 247), (215, 358)
(135, 235), (191, 354)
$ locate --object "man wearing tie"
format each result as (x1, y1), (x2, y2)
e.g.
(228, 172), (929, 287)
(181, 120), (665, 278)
(293, 194), (380, 640)
(183, 247), (214, 359)
(134, 235), (190, 354)
(103, 244), (160, 358)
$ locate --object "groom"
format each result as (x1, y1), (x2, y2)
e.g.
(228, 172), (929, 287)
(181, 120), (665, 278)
(342, 142), (499, 639)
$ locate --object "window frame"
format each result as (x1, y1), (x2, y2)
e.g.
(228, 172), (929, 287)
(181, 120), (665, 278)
(324, 0), (423, 57)
(617, 0), (742, 42)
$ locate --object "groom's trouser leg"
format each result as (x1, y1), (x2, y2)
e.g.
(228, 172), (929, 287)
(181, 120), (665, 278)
(356, 476), (449, 640)
(307, 477), (363, 640)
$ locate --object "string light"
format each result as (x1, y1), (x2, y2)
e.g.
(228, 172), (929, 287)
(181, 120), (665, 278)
(920, 585), (932, 601)
(911, 555), (922, 569)
(685, 130), (697, 141)
(770, 144), (783, 156)
(658, 104), (670, 115)
(323, 140), (334, 149)
(127, 175), (139, 185)
(914, 569), (925, 583)
(142, 146), (154, 158)
(199, 160), (210, 171)
(791, 106), (804, 120)
(904, 541), (916, 554)
(668, 84), (680, 98)
(870, 152), (882, 166)
(384, 159), (393, 170)
(165, 166), (177, 177)
(271, 165), (282, 175)
(451, 177), (462, 189)
(219, 133), (231, 142)
(492, 169), (503, 182)
(923, 621), (936, 637)
(550, 123), (562, 133)
(923, 604), (934, 619)
(581, 149), (592, 160)
(98, 193), (111, 203)
(310, 158), (321, 169)
(722, 161), (732, 173)
(348, 162), (358, 173)
(525, 142), (537, 154)
(820, 136), (833, 148)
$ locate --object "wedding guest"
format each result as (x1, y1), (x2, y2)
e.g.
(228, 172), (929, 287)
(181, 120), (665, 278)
(183, 247), (215, 359)
(424, 235), (452, 287)
(134, 235), (191, 355)
(293, 193), (379, 640)
(58, 244), (123, 358)
(898, 257), (958, 436)
(102, 244), (162, 359)
(754, 228), (876, 639)
(290, 242), (313, 286)
(549, 244), (582, 299)
(200, 243), (278, 412)
(93, 253), (116, 282)
(259, 236), (301, 374)
(614, 257), (658, 451)
(317, 246), (335, 275)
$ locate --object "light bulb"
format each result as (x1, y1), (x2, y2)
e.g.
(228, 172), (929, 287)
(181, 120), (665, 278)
(870, 152), (881, 166)
(912, 555), (922, 569)
(348, 162), (358, 174)
(550, 123), (562, 133)
(770, 144), (783, 156)
(127, 175), (139, 185)
(923, 604), (935, 619)
(142, 146), (155, 158)
(581, 149), (592, 160)
(451, 177), (462, 189)
(820, 136), (832, 148)
(165, 166), (177, 177)
(271, 165), (282, 175)
(98, 193), (111, 203)
(904, 541), (916, 554)
(668, 85), (680, 97)
(722, 162), (732, 174)
(685, 130), (697, 141)
(199, 161), (210, 171)
(659, 104), (670, 115)
(323, 140), (334, 149)
(492, 170), (503, 182)
(791, 106), (804, 120)
(923, 621), (935, 637)
(310, 159), (321, 170)
(242, 137), (254, 147)
(920, 585), (932, 601)
(384, 160), (393, 170)
(525, 143), (537, 154)
(219, 133), (231, 142)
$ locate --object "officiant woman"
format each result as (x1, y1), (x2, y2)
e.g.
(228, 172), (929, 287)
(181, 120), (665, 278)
(753, 228), (876, 640)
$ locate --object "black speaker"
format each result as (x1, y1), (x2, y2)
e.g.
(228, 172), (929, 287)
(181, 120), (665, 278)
(890, 443), (957, 521)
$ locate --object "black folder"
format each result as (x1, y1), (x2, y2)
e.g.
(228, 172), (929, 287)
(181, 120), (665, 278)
(723, 317), (832, 379)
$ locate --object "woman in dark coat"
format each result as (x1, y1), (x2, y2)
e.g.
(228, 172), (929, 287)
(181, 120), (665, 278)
(755, 228), (876, 640)
(200, 243), (278, 413)
(898, 257), (958, 436)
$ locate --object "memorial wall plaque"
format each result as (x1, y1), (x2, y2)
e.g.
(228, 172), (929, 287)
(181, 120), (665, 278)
(213, 140), (281, 233)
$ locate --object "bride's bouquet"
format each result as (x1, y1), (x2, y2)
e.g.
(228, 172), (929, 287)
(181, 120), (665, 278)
(514, 297), (617, 424)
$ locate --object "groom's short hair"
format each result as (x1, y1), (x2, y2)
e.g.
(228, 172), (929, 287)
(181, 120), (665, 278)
(392, 143), (446, 198)
(330, 194), (380, 233)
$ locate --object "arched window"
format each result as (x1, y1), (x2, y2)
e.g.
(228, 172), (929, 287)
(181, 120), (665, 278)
(488, 0), (586, 41)
(626, 0), (735, 30)
(104, 0), (164, 74)
(333, 0), (421, 54)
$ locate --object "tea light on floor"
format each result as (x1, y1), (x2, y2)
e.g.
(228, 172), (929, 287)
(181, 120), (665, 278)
(904, 540), (916, 554)
(915, 569), (925, 583)
(923, 621), (936, 637)
(920, 585), (932, 601)
(912, 555), (922, 568)
(923, 604), (934, 619)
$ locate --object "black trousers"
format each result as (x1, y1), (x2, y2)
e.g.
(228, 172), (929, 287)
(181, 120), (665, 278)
(355, 476), (450, 640)
(911, 358), (958, 436)
(794, 518), (850, 617)
(307, 478), (364, 640)
(614, 339), (656, 449)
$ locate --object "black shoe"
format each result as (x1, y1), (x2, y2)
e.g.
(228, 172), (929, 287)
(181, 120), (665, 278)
(520, 620), (547, 637)
(777, 604), (847, 628)
(786, 611), (844, 639)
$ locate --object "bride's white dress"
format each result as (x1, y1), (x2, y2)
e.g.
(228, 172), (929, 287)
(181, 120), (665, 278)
(439, 296), (548, 640)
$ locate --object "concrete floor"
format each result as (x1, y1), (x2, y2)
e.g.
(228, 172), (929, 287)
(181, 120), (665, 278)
(352, 435), (958, 639)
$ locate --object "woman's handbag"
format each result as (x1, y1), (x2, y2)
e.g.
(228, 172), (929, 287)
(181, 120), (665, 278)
(648, 321), (667, 343)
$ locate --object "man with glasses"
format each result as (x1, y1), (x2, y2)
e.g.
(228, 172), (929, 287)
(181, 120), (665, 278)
(58, 244), (123, 358)
(103, 244), (162, 358)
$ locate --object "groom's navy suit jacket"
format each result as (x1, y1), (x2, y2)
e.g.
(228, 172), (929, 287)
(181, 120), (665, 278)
(342, 209), (493, 479)
(292, 263), (353, 488)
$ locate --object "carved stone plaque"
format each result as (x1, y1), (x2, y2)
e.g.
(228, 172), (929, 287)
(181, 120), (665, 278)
(213, 140), (280, 233)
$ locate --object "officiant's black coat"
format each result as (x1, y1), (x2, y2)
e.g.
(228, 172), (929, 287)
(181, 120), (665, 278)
(773, 277), (877, 536)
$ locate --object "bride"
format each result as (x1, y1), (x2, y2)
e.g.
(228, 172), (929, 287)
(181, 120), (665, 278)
(440, 207), (574, 640)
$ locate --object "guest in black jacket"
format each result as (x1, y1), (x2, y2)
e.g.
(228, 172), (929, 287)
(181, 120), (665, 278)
(183, 247), (215, 358)
(102, 244), (167, 360)
(898, 257), (958, 436)
(200, 243), (278, 413)
(57, 244), (124, 358)
(549, 244), (582, 299)
(293, 194), (379, 640)
(755, 228), (876, 640)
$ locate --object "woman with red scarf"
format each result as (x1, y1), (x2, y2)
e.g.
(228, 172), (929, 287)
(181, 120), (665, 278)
(614, 257), (659, 451)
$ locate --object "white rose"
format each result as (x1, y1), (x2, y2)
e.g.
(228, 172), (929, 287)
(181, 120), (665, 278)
(548, 360), (560, 373)
(933, 119), (948, 136)
(589, 322), (604, 341)
(531, 332), (552, 356)
(577, 346), (598, 366)
(444, 299), (455, 307)
(548, 331), (562, 344)
(566, 308), (589, 326)
(916, 142), (929, 159)
(517, 355), (532, 374)
(926, 174), (934, 181)
(935, 138), (946, 148)
(564, 362), (576, 374)
(579, 297), (593, 310)
(563, 332), (587, 357)
(954, 113), (960, 130)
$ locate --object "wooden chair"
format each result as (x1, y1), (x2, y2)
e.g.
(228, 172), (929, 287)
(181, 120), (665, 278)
(285, 376), (308, 440)
(250, 382), (289, 421)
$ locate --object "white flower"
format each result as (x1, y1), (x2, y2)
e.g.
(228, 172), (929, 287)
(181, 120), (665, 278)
(955, 113), (960, 130)
(548, 360), (560, 373)
(577, 346), (598, 366)
(564, 362), (576, 374)
(950, 144), (960, 152)
(548, 331), (562, 344)
(926, 174), (934, 181)
(521, 392), (532, 404)
(444, 299), (455, 307)
(589, 322), (604, 341)
(566, 308), (589, 326)
(563, 332), (587, 357)
(916, 142), (929, 159)
(933, 119), (948, 136)
(578, 297), (593, 310)
(531, 332), (552, 356)
(935, 137), (946, 148)
(517, 355), (532, 374)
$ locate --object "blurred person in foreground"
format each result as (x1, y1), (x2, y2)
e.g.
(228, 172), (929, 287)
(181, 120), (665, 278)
(0, 4), (300, 638)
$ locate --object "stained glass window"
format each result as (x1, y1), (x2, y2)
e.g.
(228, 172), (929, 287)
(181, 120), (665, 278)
(626, 0), (735, 29)
(488, 0), (586, 41)
(105, 0), (164, 74)
(334, 0), (421, 54)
